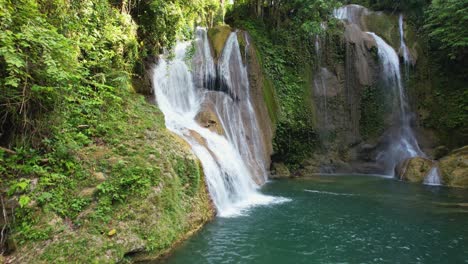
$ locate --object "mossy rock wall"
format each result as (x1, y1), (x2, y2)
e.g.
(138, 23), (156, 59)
(439, 146), (468, 188)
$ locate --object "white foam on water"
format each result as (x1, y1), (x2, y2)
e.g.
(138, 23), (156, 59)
(304, 189), (356, 196)
(424, 167), (442, 186)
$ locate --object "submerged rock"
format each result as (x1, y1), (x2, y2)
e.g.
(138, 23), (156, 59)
(396, 157), (436, 183)
(439, 146), (468, 188)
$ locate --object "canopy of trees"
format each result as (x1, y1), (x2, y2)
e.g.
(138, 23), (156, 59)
(425, 0), (468, 61)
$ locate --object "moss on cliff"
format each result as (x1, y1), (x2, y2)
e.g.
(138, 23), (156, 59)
(208, 25), (233, 59)
(359, 86), (386, 140)
(364, 12), (400, 49)
(439, 146), (468, 188)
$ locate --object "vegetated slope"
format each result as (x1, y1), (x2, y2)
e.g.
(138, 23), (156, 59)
(0, 0), (219, 262)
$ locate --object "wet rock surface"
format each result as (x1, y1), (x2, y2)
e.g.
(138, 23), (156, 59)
(395, 157), (436, 183)
(439, 146), (468, 188)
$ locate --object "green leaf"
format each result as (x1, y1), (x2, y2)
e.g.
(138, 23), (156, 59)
(19, 195), (31, 208)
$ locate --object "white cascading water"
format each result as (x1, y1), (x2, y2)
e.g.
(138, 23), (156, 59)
(215, 32), (269, 184)
(424, 166), (442, 186)
(333, 4), (366, 25)
(398, 14), (411, 65)
(335, 5), (441, 183)
(368, 32), (424, 175)
(152, 29), (286, 217)
(313, 67), (330, 126)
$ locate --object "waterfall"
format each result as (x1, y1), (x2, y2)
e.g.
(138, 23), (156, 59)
(313, 67), (331, 127)
(193, 28), (216, 90)
(334, 5), (441, 183)
(368, 33), (409, 118)
(368, 32), (424, 175)
(152, 29), (286, 217)
(424, 167), (442, 186)
(333, 4), (366, 25)
(398, 14), (411, 65)
(215, 32), (269, 184)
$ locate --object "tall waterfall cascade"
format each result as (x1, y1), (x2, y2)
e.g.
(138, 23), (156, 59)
(334, 5), (441, 184)
(368, 32), (424, 173)
(152, 28), (288, 217)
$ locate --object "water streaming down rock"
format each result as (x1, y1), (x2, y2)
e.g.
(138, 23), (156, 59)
(368, 32), (424, 175)
(152, 30), (285, 217)
(214, 32), (270, 184)
(334, 5), (441, 183)
(333, 4), (367, 27)
(398, 14), (411, 66)
(424, 167), (442, 186)
(193, 27), (216, 90)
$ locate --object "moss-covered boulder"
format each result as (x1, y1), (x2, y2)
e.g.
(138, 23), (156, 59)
(439, 146), (468, 188)
(396, 157), (436, 183)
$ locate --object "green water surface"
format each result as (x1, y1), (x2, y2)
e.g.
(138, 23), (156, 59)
(158, 175), (468, 264)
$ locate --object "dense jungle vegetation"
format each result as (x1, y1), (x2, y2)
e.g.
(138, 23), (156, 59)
(0, 0), (466, 261)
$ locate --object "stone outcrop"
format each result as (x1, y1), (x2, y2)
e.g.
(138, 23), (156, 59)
(395, 157), (437, 183)
(195, 95), (225, 136)
(439, 146), (468, 188)
(343, 23), (377, 86)
(394, 146), (468, 188)
(207, 25), (232, 60)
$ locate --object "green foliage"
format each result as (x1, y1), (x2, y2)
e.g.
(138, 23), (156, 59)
(231, 20), (317, 165)
(228, 1), (341, 165)
(231, 0), (340, 33)
(173, 156), (201, 196)
(130, 0), (223, 56)
(344, 0), (429, 19)
(359, 86), (386, 140)
(0, 0), (139, 144)
(0, 0), (214, 257)
(425, 0), (468, 61)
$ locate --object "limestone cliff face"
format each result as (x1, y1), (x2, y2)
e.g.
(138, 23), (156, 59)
(243, 32), (276, 171)
(303, 5), (425, 174)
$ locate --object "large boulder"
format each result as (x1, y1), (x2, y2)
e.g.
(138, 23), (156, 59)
(195, 99), (225, 136)
(439, 146), (468, 188)
(396, 157), (437, 183)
